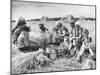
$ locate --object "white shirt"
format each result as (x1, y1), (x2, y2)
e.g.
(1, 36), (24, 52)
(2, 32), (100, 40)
(17, 31), (29, 48)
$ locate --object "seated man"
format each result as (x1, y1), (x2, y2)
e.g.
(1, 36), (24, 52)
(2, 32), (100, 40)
(51, 21), (63, 45)
(75, 21), (81, 37)
(69, 27), (83, 50)
(52, 21), (69, 45)
(52, 21), (63, 34)
(67, 27), (83, 57)
(17, 26), (39, 52)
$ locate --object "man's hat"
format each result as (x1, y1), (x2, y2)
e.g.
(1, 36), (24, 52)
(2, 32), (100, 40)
(18, 16), (25, 22)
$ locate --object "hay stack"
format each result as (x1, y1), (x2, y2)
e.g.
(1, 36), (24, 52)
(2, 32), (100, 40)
(63, 15), (75, 23)
(79, 16), (85, 21)
(12, 49), (53, 74)
(41, 16), (48, 22)
(82, 59), (95, 69)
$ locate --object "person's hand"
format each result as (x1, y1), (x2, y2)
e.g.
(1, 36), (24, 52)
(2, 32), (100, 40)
(13, 40), (17, 44)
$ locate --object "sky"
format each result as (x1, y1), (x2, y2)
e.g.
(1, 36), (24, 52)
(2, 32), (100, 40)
(12, 0), (95, 20)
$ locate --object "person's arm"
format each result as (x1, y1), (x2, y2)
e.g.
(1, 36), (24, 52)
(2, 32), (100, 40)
(23, 36), (29, 47)
(70, 36), (80, 41)
(12, 25), (18, 35)
(12, 29), (19, 44)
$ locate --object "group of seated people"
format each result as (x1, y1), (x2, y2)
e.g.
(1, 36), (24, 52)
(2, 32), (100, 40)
(12, 17), (94, 63)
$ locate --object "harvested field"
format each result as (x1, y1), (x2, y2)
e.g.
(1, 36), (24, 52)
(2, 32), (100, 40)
(11, 20), (96, 74)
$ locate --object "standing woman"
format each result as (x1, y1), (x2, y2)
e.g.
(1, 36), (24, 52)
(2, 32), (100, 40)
(12, 17), (27, 44)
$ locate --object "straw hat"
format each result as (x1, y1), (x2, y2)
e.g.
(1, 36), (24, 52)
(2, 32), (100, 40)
(18, 16), (26, 22)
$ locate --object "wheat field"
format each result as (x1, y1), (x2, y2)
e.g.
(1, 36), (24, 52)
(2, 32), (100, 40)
(11, 20), (96, 74)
